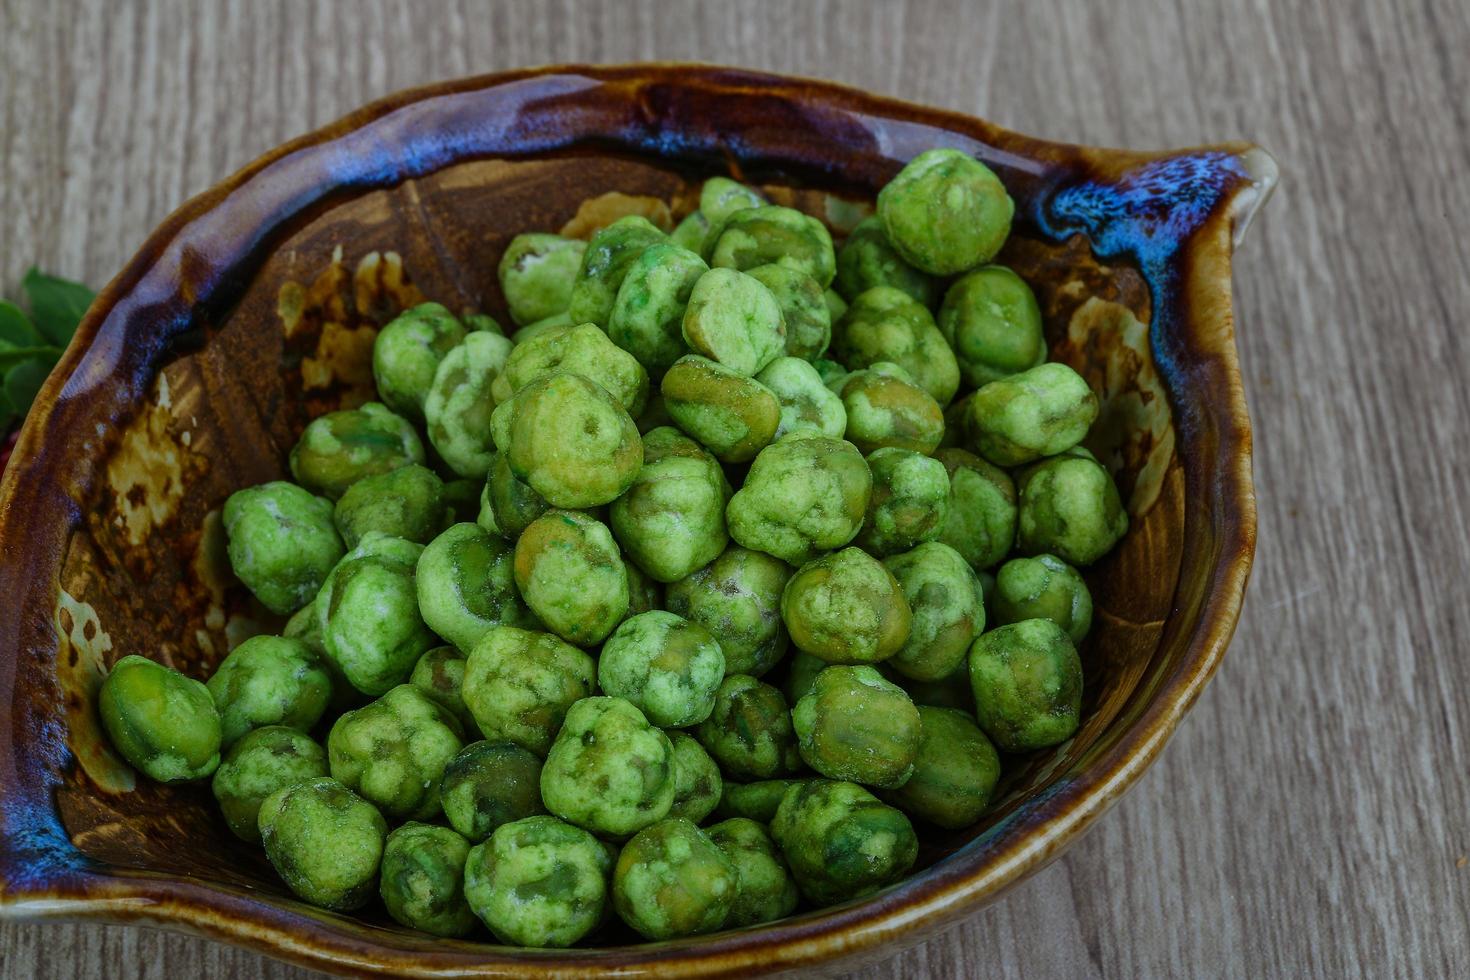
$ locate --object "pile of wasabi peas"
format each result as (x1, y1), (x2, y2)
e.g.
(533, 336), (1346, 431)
(97, 148), (1127, 946)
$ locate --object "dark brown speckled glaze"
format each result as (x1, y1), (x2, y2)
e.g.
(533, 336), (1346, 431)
(0, 65), (1273, 977)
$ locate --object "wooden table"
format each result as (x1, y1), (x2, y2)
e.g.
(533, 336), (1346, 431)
(3, 0), (1466, 975)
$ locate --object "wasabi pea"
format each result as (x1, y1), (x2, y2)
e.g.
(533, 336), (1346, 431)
(855, 447), (950, 557)
(206, 635), (332, 748)
(877, 148), (1014, 275)
(609, 427), (730, 583)
(715, 779), (809, 824)
(882, 705), (1001, 828)
(792, 665), (921, 789)
(781, 650), (828, 706)
(408, 646), (475, 731)
(211, 726), (328, 843)
(937, 265), (1047, 387)
(661, 355), (781, 463)
(823, 290), (848, 326)
(992, 553), (1093, 643)
(1016, 451), (1128, 565)
(223, 481), (343, 615)
(635, 390), (674, 433)
(465, 312), (504, 335)
(424, 331), (516, 479)
(333, 464), (447, 548)
(755, 356), (847, 441)
(379, 822), (478, 937)
(968, 619), (1083, 752)
(503, 322), (649, 416)
(372, 302), (468, 420)
(812, 356), (848, 388)
(726, 434), (871, 565)
(99, 655), (222, 783)
(514, 511), (628, 646)
(339, 529), (426, 567)
(935, 448), (1018, 570)
(695, 675), (801, 780)
(540, 696), (676, 837)
(462, 625), (595, 756)
(498, 233), (587, 326)
(707, 205), (836, 287)
(833, 286), (960, 404)
(700, 177), (766, 225)
(833, 215), (938, 307)
(781, 547), (912, 665)
(258, 776), (387, 911)
(608, 242), (706, 375)
(566, 215), (667, 327)
(964, 361), (1098, 467)
(681, 268), (787, 376)
(327, 684), (464, 820)
(894, 662), (975, 713)
(613, 817), (737, 939)
(665, 546), (792, 677)
(770, 779), (917, 906)
(289, 402), (424, 500)
(478, 451), (550, 541)
(624, 561), (663, 620)
(668, 731), (723, 824)
(440, 739), (546, 842)
(745, 264), (831, 360)
(882, 541), (985, 682)
(598, 611), (726, 728)
(838, 363), (945, 456)
(708, 817), (799, 927)
(464, 815), (612, 947)
(514, 312), (573, 345)
(498, 373), (644, 509)
(670, 210), (712, 253)
(317, 552), (437, 696)
(417, 522), (533, 653)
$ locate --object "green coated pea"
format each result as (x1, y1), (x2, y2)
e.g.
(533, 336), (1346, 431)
(665, 546), (792, 677)
(372, 302), (468, 421)
(745, 264), (831, 360)
(498, 373), (644, 509)
(707, 817), (799, 927)
(498, 233), (587, 327)
(409, 646), (475, 731)
(968, 619), (1083, 752)
(624, 560), (663, 620)
(661, 354), (781, 463)
(893, 662), (975, 713)
(726, 434), (871, 566)
(327, 684), (464, 820)
(882, 705), (1001, 829)
(823, 290), (848, 326)
(695, 675), (801, 780)
(992, 553), (1093, 643)
(715, 779), (809, 824)
(514, 511), (628, 646)
(609, 427), (730, 583)
(1015, 450), (1128, 565)
(681, 267), (787, 376)
(699, 177), (766, 225)
(937, 265), (1046, 387)
(211, 726), (328, 843)
(317, 552), (437, 696)
(877, 148), (1014, 275)
(670, 210), (712, 252)
(781, 650), (828, 706)
(540, 696), (676, 837)
(936, 448), (1018, 571)
(833, 286), (959, 404)
(290, 402), (424, 500)
(613, 817), (737, 939)
(465, 312), (505, 335)
(424, 331), (516, 479)
(965, 362), (1098, 467)
(755, 356), (847, 441)
(770, 779), (917, 906)
(566, 215), (667, 327)
(440, 739), (546, 843)
(608, 242), (706, 375)
(464, 815), (612, 947)
(207, 635), (332, 748)
(417, 522), (533, 653)
(838, 363), (945, 456)
(333, 464), (447, 548)
(503, 321), (649, 417)
(99, 655), (222, 783)
(258, 776), (387, 911)
(856, 448), (951, 557)
(478, 450), (550, 541)
(833, 215), (939, 307)
(598, 611), (726, 728)
(792, 665), (921, 789)
(223, 481), (344, 616)
(514, 311), (573, 345)
(707, 205), (837, 287)
(379, 822), (478, 937)
(882, 541), (985, 682)
(668, 731), (724, 824)
(461, 625), (595, 756)
(781, 547), (912, 665)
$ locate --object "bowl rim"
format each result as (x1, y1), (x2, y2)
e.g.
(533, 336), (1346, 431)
(0, 62), (1265, 977)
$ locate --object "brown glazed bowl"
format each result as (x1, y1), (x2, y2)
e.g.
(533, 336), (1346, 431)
(0, 65), (1273, 976)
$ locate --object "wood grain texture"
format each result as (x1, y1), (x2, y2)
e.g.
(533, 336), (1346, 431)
(2, 0), (1467, 976)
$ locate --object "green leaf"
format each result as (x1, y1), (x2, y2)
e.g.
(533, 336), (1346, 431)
(21, 268), (95, 347)
(0, 301), (42, 347)
(0, 346), (62, 371)
(4, 357), (52, 418)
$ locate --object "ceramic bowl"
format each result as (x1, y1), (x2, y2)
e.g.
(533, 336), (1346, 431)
(0, 64), (1273, 977)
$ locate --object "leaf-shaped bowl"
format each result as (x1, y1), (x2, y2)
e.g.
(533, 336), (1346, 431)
(0, 64), (1273, 977)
